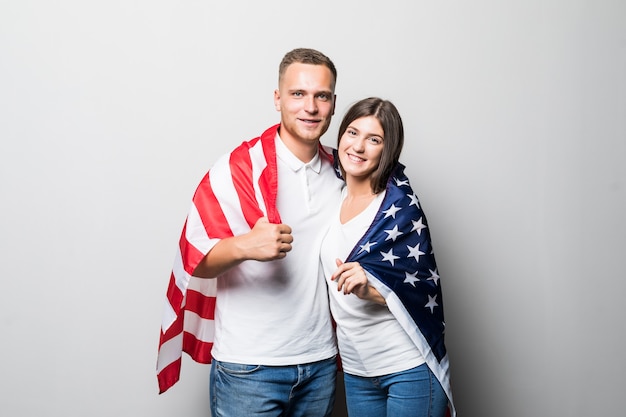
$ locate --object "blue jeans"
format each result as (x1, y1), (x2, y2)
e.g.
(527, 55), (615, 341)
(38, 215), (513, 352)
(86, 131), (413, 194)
(343, 363), (447, 417)
(210, 357), (337, 417)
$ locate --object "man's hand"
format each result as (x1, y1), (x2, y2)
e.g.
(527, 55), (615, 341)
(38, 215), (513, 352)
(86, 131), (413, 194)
(192, 217), (293, 278)
(241, 217), (293, 261)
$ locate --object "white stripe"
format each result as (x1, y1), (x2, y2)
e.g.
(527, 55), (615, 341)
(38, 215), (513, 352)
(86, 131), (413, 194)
(184, 309), (215, 344)
(185, 202), (218, 255)
(160, 296), (178, 332)
(188, 275), (218, 297)
(385, 293), (455, 417)
(172, 248), (191, 294)
(160, 247), (191, 332)
(209, 154), (250, 235)
(156, 332), (183, 373)
(369, 273), (455, 416)
(248, 139), (268, 216)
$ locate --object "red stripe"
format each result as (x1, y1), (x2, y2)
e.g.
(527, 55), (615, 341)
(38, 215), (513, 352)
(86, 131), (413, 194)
(158, 126), (283, 394)
(192, 172), (234, 239)
(185, 289), (216, 320)
(165, 272), (183, 314)
(318, 143), (334, 163)
(259, 127), (280, 223)
(183, 331), (213, 364)
(230, 138), (264, 228)
(178, 222), (205, 276)
(160, 294), (184, 344)
(157, 357), (181, 394)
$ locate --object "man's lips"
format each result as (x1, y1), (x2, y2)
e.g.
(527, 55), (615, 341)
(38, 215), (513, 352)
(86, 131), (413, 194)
(299, 118), (322, 124)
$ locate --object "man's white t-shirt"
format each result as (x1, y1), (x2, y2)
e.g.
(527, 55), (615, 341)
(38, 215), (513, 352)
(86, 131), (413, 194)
(211, 135), (342, 365)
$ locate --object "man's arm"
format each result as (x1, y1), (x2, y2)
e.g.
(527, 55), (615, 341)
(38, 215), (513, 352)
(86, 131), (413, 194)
(192, 217), (293, 278)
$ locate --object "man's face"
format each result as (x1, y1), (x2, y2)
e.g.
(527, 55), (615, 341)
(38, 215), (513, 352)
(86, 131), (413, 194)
(274, 63), (336, 156)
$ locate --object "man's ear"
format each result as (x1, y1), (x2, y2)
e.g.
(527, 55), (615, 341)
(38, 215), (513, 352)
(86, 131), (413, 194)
(273, 89), (281, 111)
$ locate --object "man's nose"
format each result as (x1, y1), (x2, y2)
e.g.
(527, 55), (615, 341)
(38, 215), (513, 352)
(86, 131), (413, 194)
(304, 96), (318, 113)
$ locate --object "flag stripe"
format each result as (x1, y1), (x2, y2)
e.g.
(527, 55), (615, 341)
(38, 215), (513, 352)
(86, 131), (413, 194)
(182, 331), (213, 363)
(230, 139), (264, 228)
(156, 125), (283, 394)
(185, 288), (217, 320)
(157, 357), (181, 394)
(183, 309), (216, 344)
(192, 169), (235, 239)
(157, 332), (183, 374)
(209, 156), (252, 236)
(161, 275), (183, 332)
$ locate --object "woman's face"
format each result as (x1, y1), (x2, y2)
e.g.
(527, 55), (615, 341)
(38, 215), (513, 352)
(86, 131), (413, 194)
(338, 115), (385, 182)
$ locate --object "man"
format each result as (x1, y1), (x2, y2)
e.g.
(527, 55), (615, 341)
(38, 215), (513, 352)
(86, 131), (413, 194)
(157, 48), (343, 417)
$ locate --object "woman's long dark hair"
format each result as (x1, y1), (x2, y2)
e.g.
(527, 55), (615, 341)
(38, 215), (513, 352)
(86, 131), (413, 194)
(337, 97), (404, 194)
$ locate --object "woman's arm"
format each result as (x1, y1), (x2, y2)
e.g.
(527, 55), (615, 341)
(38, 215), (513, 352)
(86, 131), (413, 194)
(332, 259), (386, 305)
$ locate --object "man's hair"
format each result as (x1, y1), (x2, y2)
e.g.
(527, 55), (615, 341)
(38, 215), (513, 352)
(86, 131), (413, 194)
(278, 48), (337, 86)
(337, 97), (405, 194)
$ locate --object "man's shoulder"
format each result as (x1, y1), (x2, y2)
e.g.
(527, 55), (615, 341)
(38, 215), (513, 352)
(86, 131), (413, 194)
(238, 124), (280, 149)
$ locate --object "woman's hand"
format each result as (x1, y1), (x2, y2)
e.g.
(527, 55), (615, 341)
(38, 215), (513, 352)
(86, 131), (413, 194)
(332, 259), (386, 305)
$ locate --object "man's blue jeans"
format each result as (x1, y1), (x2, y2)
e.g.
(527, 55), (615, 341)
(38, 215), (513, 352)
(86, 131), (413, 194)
(210, 357), (337, 417)
(343, 363), (447, 417)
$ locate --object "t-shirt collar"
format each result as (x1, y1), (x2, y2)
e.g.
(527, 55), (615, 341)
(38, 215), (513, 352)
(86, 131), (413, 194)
(275, 133), (321, 173)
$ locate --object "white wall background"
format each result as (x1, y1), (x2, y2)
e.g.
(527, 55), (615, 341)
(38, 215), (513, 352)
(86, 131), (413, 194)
(1, 1), (624, 416)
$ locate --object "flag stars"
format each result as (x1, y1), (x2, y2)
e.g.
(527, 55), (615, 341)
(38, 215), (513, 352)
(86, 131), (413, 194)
(411, 217), (427, 236)
(427, 269), (440, 285)
(394, 177), (409, 187)
(425, 294), (439, 313)
(358, 241), (377, 254)
(407, 243), (425, 262)
(407, 193), (420, 208)
(384, 225), (404, 242)
(380, 249), (400, 266)
(404, 271), (420, 287)
(383, 204), (401, 219)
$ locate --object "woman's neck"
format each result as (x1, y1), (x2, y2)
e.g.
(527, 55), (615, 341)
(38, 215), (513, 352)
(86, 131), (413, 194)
(340, 179), (377, 224)
(345, 178), (375, 199)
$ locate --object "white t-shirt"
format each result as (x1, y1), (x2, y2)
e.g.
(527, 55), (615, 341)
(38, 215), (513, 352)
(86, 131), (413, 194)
(320, 189), (425, 377)
(211, 135), (343, 365)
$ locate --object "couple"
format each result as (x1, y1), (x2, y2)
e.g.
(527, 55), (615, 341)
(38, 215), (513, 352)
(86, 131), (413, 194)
(157, 48), (454, 417)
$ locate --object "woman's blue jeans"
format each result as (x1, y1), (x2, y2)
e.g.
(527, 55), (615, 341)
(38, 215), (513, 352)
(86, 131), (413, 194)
(210, 357), (336, 417)
(343, 363), (447, 417)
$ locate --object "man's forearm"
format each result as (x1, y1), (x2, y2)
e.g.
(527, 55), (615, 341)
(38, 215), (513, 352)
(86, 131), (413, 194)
(192, 237), (245, 278)
(192, 217), (292, 278)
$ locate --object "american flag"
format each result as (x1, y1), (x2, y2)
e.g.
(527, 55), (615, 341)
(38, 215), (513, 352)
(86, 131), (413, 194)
(156, 124), (335, 394)
(343, 162), (455, 416)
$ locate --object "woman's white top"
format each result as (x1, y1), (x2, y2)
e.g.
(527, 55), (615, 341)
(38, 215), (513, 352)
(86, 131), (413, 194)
(320, 189), (425, 377)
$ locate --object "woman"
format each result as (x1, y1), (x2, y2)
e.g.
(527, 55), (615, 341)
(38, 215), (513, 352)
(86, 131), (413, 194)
(320, 97), (455, 417)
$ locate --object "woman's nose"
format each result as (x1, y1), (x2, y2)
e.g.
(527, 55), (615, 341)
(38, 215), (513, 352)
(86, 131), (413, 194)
(352, 138), (365, 152)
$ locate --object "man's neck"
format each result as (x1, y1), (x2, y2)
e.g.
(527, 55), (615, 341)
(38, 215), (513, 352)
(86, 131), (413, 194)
(278, 135), (319, 163)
